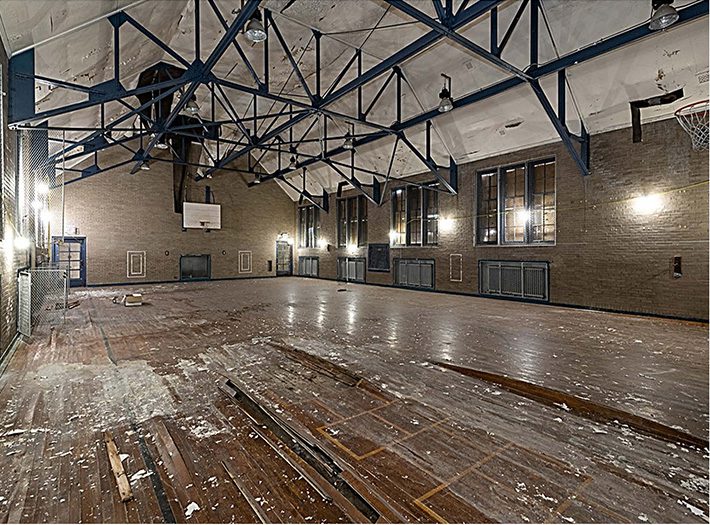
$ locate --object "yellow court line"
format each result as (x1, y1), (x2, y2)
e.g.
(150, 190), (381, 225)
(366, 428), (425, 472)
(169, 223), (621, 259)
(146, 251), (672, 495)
(412, 442), (514, 523)
(316, 417), (452, 461)
(550, 477), (595, 522)
(370, 411), (416, 436)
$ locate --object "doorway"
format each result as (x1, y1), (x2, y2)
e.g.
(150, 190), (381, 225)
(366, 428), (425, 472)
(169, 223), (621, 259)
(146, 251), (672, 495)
(275, 241), (292, 276)
(52, 236), (86, 287)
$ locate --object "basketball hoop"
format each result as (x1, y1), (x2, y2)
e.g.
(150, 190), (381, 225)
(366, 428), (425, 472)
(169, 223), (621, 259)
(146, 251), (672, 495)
(675, 99), (709, 150)
(199, 220), (211, 232)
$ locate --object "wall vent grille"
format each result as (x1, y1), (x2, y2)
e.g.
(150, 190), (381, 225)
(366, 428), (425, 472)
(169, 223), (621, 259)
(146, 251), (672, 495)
(479, 261), (549, 301)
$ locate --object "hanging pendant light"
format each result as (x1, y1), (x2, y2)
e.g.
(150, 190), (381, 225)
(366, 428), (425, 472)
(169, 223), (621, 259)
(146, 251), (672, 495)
(343, 123), (355, 150)
(649, 0), (679, 30)
(245, 9), (267, 42)
(438, 73), (453, 113)
(181, 95), (200, 116)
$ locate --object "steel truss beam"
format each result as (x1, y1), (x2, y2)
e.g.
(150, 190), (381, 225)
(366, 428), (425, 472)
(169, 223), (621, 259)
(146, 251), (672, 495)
(9, 0), (708, 203)
(9, 0), (504, 201)
(246, 0), (707, 187)
(384, 0), (594, 174)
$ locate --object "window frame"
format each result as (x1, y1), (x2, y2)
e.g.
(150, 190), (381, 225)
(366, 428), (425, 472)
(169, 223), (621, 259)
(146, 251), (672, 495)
(474, 157), (556, 247)
(336, 195), (368, 248)
(298, 204), (320, 248)
(390, 184), (439, 247)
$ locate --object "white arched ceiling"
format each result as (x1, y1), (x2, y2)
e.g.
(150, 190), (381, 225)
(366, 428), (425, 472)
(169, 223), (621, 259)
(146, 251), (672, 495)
(0, 0), (706, 198)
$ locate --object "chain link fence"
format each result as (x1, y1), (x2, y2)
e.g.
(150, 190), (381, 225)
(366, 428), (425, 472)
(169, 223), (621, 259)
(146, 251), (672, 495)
(18, 268), (68, 337)
(15, 128), (73, 337)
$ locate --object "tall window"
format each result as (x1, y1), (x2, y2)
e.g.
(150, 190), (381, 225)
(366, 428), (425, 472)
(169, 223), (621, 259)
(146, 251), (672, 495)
(425, 188), (438, 245)
(477, 171), (498, 244)
(358, 196), (368, 246)
(503, 165), (526, 243)
(392, 188), (406, 246)
(336, 195), (368, 247)
(391, 185), (439, 246)
(298, 205), (320, 248)
(476, 159), (555, 245)
(531, 160), (556, 243)
(406, 187), (422, 245)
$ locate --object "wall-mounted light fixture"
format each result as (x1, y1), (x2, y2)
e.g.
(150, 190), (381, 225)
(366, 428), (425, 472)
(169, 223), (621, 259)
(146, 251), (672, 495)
(14, 236), (30, 250)
(439, 217), (455, 233)
(277, 232), (294, 245)
(632, 193), (664, 215)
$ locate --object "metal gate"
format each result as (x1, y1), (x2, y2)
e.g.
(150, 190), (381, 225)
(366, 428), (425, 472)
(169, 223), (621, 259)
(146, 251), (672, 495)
(17, 268), (68, 337)
(17, 272), (31, 337)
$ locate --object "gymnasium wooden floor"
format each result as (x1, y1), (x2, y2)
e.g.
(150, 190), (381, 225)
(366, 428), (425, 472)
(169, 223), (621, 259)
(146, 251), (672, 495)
(0, 278), (707, 523)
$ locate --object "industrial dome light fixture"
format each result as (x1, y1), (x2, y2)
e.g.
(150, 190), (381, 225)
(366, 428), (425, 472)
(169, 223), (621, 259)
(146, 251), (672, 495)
(253, 174), (262, 184)
(288, 145), (298, 170)
(245, 9), (267, 43)
(649, 0), (679, 30)
(438, 73), (453, 113)
(343, 123), (355, 150)
(139, 160), (151, 171)
(155, 138), (169, 150)
(181, 95), (200, 116)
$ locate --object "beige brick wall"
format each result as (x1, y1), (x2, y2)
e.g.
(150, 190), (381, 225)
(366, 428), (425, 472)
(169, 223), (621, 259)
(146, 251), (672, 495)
(50, 147), (295, 285)
(296, 118), (709, 320)
(0, 40), (24, 357)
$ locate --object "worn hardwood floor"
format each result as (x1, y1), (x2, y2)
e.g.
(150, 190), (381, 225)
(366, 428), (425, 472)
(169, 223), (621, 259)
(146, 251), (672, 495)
(0, 278), (707, 523)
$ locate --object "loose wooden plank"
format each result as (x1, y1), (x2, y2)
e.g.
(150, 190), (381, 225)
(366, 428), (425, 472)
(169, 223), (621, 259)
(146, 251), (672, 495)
(433, 361), (709, 449)
(104, 432), (134, 503)
(221, 460), (270, 524)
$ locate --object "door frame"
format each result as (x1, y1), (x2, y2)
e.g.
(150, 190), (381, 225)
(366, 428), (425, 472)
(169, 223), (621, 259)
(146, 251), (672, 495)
(275, 241), (292, 276)
(52, 236), (86, 287)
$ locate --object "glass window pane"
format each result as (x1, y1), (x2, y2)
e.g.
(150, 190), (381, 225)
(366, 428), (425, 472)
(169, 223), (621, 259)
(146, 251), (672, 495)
(348, 197), (358, 246)
(531, 160), (556, 243)
(358, 196), (368, 246)
(392, 189), (406, 245)
(337, 200), (346, 247)
(477, 171), (498, 244)
(503, 166), (526, 243)
(407, 187), (422, 245)
(425, 187), (438, 245)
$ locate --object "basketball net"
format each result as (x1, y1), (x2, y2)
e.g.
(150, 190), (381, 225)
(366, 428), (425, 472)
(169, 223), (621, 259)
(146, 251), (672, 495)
(675, 100), (709, 151)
